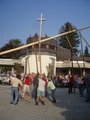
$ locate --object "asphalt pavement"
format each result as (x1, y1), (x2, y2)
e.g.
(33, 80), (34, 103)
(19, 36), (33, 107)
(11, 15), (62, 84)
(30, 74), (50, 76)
(0, 85), (90, 120)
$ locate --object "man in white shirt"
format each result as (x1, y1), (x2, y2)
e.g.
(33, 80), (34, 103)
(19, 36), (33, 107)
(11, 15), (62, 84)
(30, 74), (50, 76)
(36, 74), (45, 105)
(10, 74), (22, 105)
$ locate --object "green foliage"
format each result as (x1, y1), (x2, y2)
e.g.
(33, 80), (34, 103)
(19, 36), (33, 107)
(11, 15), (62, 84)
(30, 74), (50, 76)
(26, 35), (32, 44)
(0, 39), (23, 59)
(58, 22), (80, 54)
(14, 63), (23, 75)
(26, 33), (38, 44)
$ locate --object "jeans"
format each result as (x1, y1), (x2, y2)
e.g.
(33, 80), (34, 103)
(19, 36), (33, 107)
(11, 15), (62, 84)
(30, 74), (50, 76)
(51, 89), (56, 102)
(10, 87), (19, 104)
(78, 84), (82, 96)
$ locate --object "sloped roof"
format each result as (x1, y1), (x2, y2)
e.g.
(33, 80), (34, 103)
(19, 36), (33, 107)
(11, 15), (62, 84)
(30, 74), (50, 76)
(56, 46), (71, 60)
(73, 56), (90, 62)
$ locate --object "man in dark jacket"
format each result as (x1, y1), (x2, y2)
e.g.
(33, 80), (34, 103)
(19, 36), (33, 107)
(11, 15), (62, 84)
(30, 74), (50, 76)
(32, 73), (39, 105)
(85, 71), (90, 102)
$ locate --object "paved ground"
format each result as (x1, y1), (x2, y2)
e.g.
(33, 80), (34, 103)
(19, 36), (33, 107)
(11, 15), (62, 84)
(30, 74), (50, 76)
(0, 85), (90, 120)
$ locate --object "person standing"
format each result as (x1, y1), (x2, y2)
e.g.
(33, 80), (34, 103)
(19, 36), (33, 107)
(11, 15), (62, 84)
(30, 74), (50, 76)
(32, 73), (39, 105)
(47, 77), (56, 103)
(10, 74), (22, 105)
(80, 76), (87, 97)
(36, 74), (46, 105)
(68, 74), (75, 94)
(76, 75), (83, 96)
(85, 72), (90, 102)
(22, 74), (32, 98)
(42, 73), (48, 97)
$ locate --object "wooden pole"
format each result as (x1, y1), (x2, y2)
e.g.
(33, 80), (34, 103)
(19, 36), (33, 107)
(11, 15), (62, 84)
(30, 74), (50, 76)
(35, 46), (39, 73)
(0, 26), (90, 56)
(38, 13), (45, 74)
(66, 35), (82, 75)
(80, 34), (86, 75)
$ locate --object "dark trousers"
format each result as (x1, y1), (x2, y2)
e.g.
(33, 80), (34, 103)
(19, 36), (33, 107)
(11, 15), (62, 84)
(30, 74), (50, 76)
(86, 87), (90, 101)
(68, 83), (73, 94)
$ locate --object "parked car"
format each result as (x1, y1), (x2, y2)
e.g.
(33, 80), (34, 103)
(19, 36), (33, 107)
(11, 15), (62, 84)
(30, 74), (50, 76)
(0, 76), (11, 85)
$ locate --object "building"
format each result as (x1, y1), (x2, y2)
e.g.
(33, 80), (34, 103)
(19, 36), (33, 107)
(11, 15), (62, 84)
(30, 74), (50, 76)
(20, 34), (90, 75)
(19, 34), (70, 75)
(0, 58), (19, 73)
(0, 34), (90, 76)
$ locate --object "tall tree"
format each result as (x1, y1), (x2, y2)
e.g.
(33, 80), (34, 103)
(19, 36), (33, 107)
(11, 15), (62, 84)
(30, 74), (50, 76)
(84, 45), (90, 57)
(58, 22), (80, 54)
(0, 39), (23, 59)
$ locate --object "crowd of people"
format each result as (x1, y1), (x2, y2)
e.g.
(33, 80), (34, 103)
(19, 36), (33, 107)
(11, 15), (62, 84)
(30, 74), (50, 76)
(9, 71), (90, 105)
(10, 72), (56, 105)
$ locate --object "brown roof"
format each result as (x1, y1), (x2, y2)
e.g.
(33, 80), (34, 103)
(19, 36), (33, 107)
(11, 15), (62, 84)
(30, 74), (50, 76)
(73, 56), (90, 62)
(56, 46), (71, 60)
(20, 35), (71, 60)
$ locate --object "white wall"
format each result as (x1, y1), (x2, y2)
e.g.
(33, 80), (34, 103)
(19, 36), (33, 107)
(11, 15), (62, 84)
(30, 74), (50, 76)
(21, 53), (56, 76)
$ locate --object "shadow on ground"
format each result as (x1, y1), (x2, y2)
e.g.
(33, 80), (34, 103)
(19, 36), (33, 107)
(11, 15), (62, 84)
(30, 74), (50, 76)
(53, 88), (90, 120)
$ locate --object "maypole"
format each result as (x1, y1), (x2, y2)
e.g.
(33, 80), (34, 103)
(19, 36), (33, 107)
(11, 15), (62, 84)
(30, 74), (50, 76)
(35, 46), (39, 73)
(0, 26), (90, 56)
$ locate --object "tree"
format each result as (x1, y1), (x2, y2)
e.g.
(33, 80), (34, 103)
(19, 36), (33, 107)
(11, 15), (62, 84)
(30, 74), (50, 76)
(58, 22), (80, 54)
(26, 35), (32, 44)
(26, 33), (38, 44)
(0, 39), (23, 59)
(84, 45), (90, 57)
(14, 63), (24, 75)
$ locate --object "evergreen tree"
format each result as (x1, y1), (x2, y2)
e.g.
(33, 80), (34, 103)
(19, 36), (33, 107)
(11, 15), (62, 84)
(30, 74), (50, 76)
(58, 22), (80, 54)
(0, 39), (23, 59)
(84, 45), (90, 57)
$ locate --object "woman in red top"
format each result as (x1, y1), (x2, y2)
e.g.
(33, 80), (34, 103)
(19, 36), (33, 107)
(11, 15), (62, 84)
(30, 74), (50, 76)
(22, 74), (32, 97)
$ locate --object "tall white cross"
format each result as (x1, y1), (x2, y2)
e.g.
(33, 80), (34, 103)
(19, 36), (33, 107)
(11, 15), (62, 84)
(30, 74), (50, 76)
(38, 13), (45, 74)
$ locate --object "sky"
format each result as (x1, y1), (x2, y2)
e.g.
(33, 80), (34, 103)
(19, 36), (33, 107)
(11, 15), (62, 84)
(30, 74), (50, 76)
(0, 0), (90, 49)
